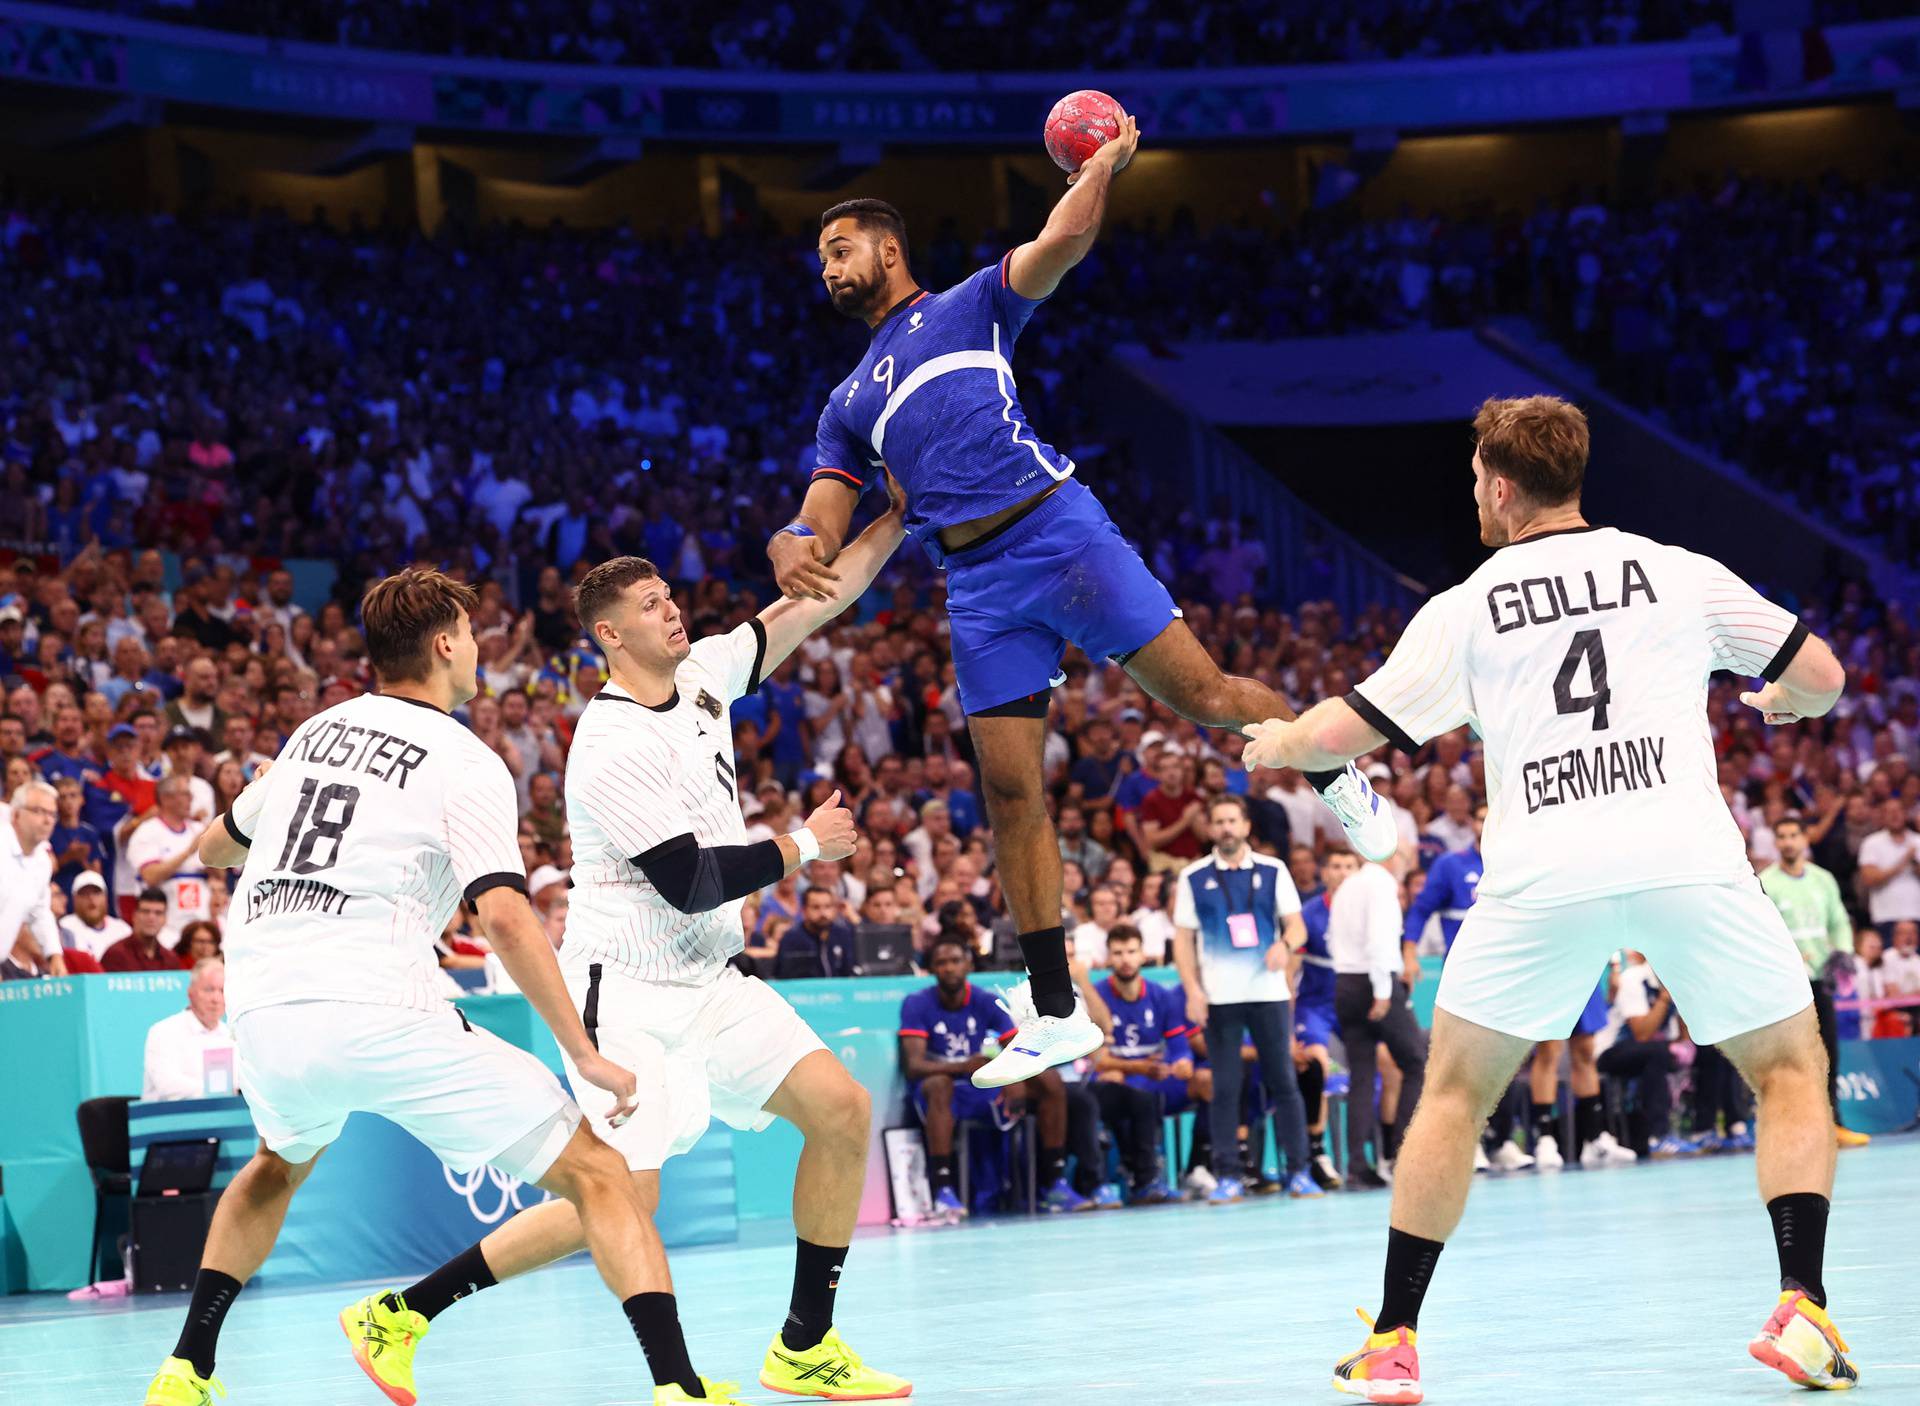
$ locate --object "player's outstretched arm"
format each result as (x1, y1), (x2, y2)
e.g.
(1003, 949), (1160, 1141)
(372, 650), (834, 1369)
(475, 886), (638, 1123)
(1740, 631), (1846, 724)
(1242, 697), (1387, 774)
(770, 476), (863, 601)
(759, 471), (908, 672)
(1006, 113), (1139, 300)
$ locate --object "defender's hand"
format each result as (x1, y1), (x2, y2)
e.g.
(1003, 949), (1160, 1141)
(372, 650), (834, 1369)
(804, 789), (858, 861)
(1241, 717), (1292, 771)
(770, 531), (840, 602)
(575, 1051), (639, 1126)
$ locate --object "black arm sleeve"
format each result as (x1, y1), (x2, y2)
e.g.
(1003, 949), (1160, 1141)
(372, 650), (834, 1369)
(634, 833), (787, 915)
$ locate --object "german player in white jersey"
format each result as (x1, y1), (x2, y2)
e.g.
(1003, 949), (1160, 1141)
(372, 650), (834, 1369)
(142, 569), (734, 1406)
(390, 481), (913, 1403)
(1243, 397), (1857, 1403)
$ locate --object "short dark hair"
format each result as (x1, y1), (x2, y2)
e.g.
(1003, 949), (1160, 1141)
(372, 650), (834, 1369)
(1209, 793), (1251, 820)
(1105, 923), (1142, 947)
(359, 568), (478, 684)
(574, 556), (661, 636)
(1774, 814), (1806, 834)
(1472, 395), (1589, 507)
(819, 198), (910, 265)
(927, 934), (970, 963)
(137, 886), (169, 908)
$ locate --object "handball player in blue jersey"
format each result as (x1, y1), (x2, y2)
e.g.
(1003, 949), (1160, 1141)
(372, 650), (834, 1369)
(772, 117), (1397, 1089)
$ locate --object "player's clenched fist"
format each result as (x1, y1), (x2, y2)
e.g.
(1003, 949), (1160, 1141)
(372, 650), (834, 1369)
(574, 1050), (640, 1126)
(805, 787), (859, 861)
(770, 529), (841, 602)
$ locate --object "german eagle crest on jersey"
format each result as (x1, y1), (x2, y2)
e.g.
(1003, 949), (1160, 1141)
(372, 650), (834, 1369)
(695, 688), (723, 719)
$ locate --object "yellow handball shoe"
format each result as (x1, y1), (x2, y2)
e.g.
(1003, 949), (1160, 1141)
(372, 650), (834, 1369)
(340, 1291), (430, 1406)
(655, 1378), (750, 1405)
(1750, 1290), (1859, 1391)
(1332, 1309), (1423, 1405)
(760, 1328), (912, 1400)
(1834, 1124), (1871, 1150)
(143, 1356), (225, 1406)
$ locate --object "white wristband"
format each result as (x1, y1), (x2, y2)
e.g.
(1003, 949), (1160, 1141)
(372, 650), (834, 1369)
(792, 827), (821, 864)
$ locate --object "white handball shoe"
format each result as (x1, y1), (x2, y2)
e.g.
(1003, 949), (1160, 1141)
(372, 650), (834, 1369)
(971, 980), (1104, 1089)
(1579, 1131), (1639, 1169)
(1533, 1134), (1565, 1171)
(1318, 763), (1399, 863)
(1473, 1142), (1490, 1172)
(1489, 1139), (1537, 1172)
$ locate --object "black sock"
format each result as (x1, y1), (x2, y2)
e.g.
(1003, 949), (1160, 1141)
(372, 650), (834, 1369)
(1304, 767), (1344, 791)
(624, 1292), (703, 1397)
(1574, 1095), (1605, 1153)
(1297, 1058), (1325, 1123)
(1043, 1146), (1068, 1186)
(1381, 1120), (1400, 1161)
(1531, 1102), (1557, 1146)
(1309, 1126), (1327, 1156)
(392, 1242), (496, 1322)
(1188, 1108), (1212, 1172)
(1768, 1193), (1830, 1308)
(929, 1152), (956, 1193)
(1018, 928), (1073, 1018)
(781, 1239), (846, 1352)
(173, 1268), (242, 1379)
(1376, 1228), (1446, 1334)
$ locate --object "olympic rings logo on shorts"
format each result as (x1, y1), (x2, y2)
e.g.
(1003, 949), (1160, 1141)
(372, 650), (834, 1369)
(442, 1164), (552, 1225)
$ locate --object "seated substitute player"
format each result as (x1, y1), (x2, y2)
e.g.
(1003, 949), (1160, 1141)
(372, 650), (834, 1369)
(1245, 396), (1857, 1402)
(899, 935), (1082, 1219)
(365, 490), (913, 1403)
(771, 124), (1398, 1091)
(1295, 848), (1355, 1190)
(142, 570), (706, 1406)
(1092, 923), (1203, 1203)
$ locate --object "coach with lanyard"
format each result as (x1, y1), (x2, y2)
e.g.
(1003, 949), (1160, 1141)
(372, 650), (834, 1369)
(1171, 793), (1318, 1200)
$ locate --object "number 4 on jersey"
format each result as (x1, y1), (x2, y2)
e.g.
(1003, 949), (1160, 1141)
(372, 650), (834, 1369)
(1554, 629), (1611, 730)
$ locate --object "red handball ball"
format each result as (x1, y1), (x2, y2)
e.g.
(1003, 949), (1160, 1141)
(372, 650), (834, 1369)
(1044, 89), (1126, 175)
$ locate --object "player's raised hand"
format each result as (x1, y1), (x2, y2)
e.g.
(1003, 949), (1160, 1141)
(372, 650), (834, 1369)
(770, 529), (841, 602)
(1739, 682), (1803, 726)
(574, 1049), (639, 1126)
(805, 788), (859, 861)
(1067, 113), (1139, 186)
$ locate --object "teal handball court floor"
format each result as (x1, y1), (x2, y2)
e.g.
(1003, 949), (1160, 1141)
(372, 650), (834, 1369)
(7, 1134), (1915, 1405)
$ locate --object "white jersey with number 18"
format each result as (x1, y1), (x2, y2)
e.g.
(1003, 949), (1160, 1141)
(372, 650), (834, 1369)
(221, 692), (526, 1019)
(1349, 525), (1806, 909)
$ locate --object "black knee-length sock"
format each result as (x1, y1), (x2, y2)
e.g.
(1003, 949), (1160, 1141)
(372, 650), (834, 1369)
(173, 1269), (242, 1379)
(782, 1239), (846, 1352)
(391, 1242), (496, 1321)
(1768, 1193), (1830, 1308)
(1018, 928), (1073, 1017)
(1376, 1228), (1445, 1334)
(625, 1292), (703, 1397)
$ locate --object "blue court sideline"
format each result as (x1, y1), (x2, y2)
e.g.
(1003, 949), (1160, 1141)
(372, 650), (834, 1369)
(7, 1136), (1914, 1406)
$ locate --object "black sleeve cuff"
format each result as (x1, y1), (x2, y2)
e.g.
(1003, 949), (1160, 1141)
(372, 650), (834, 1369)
(222, 810), (251, 849)
(745, 617), (768, 694)
(633, 832), (697, 868)
(1345, 689), (1417, 755)
(1761, 620), (1811, 684)
(464, 872), (529, 903)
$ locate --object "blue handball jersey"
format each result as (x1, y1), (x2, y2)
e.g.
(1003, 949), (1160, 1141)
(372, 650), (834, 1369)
(813, 254), (1074, 546)
(1096, 977), (1194, 1063)
(1297, 894), (1336, 1009)
(1404, 847), (1483, 953)
(899, 982), (1015, 1062)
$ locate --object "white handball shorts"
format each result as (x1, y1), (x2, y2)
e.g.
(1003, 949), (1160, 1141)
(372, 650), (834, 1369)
(233, 999), (581, 1183)
(1436, 878), (1813, 1045)
(560, 960), (827, 1171)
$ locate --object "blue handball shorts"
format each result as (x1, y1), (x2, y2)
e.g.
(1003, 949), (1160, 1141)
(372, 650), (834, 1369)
(1295, 1002), (1341, 1050)
(1572, 978), (1611, 1038)
(943, 478), (1181, 715)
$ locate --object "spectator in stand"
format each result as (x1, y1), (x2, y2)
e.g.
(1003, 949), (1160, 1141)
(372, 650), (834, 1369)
(30, 703), (94, 786)
(128, 777), (213, 934)
(1139, 751), (1207, 875)
(60, 869), (131, 960)
(1069, 886), (1126, 971)
(48, 773), (107, 897)
(1882, 920), (1920, 1013)
(2, 780), (67, 977)
(211, 715), (271, 779)
(179, 919), (223, 965)
(100, 888), (180, 971)
(163, 656), (226, 739)
(1857, 798), (1920, 938)
(1426, 784), (1478, 854)
(161, 727), (216, 820)
(1056, 801), (1111, 886)
(141, 957), (234, 1101)
(776, 885), (857, 978)
(85, 722), (158, 914)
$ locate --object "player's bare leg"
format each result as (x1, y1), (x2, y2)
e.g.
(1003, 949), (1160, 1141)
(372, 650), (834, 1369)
(1122, 619), (1397, 859)
(149, 1144), (325, 1399)
(1720, 1006), (1856, 1389)
(965, 712), (1104, 1090)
